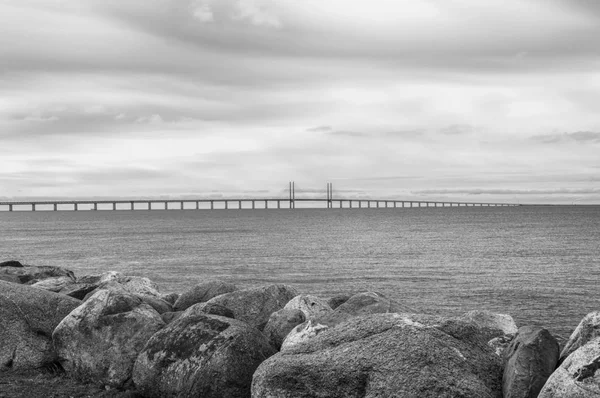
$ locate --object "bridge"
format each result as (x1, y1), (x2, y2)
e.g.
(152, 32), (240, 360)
(0, 182), (521, 211)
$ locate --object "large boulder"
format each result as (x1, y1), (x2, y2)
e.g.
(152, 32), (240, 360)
(281, 291), (413, 350)
(503, 326), (559, 398)
(0, 260), (23, 267)
(31, 276), (75, 293)
(461, 310), (519, 341)
(172, 280), (238, 311)
(205, 284), (298, 330)
(59, 283), (98, 300)
(181, 302), (235, 319)
(133, 314), (277, 398)
(253, 313), (503, 397)
(0, 280), (80, 371)
(560, 312), (600, 364)
(283, 295), (332, 319)
(538, 337), (600, 397)
(263, 309), (306, 350)
(0, 265), (74, 285)
(326, 293), (352, 310)
(52, 290), (165, 388)
(83, 276), (162, 300)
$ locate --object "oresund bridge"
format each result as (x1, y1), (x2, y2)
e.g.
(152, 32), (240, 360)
(0, 182), (521, 211)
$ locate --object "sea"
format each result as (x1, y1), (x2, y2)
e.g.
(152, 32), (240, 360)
(1, 205), (599, 341)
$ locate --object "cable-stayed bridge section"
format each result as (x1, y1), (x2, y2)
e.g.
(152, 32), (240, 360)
(0, 182), (521, 211)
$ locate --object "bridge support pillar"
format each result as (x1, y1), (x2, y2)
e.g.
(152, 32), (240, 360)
(54, 203), (57, 211)
(180, 201), (184, 210)
(225, 201), (228, 210)
(196, 201), (199, 210)
(9, 204), (12, 212)
(265, 200), (268, 209)
(349, 200), (352, 209)
(112, 203), (116, 210)
(252, 200), (255, 209)
(131, 201), (135, 210)
(74, 203), (78, 211)
(94, 203), (98, 211)
(239, 200), (242, 209)
(32, 204), (36, 211)
(358, 201), (362, 208)
(277, 200), (281, 209)
(211, 201), (214, 210)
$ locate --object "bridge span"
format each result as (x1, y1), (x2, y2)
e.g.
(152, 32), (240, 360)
(0, 182), (521, 211)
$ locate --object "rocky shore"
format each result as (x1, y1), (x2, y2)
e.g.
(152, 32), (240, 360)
(2, 259), (600, 397)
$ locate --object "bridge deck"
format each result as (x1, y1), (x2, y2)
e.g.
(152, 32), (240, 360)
(0, 197), (520, 211)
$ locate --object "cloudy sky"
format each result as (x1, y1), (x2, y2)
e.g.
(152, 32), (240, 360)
(1, 0), (599, 204)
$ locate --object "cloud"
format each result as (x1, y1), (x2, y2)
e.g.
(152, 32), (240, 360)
(306, 125), (332, 132)
(414, 188), (600, 196)
(327, 130), (368, 137)
(531, 131), (600, 144)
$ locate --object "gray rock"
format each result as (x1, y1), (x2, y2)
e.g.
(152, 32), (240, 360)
(263, 308), (306, 350)
(181, 302), (235, 319)
(560, 311), (600, 364)
(335, 291), (412, 316)
(53, 290), (165, 388)
(503, 326), (559, 398)
(160, 292), (180, 306)
(205, 284), (298, 331)
(538, 337), (600, 397)
(326, 293), (352, 310)
(138, 295), (172, 314)
(161, 311), (183, 324)
(31, 276), (75, 293)
(0, 265), (75, 285)
(461, 310), (519, 341)
(77, 271), (124, 285)
(173, 280), (238, 311)
(488, 334), (515, 357)
(132, 314), (277, 398)
(281, 291), (414, 350)
(0, 260), (23, 268)
(252, 313), (503, 398)
(59, 283), (97, 300)
(0, 280), (80, 371)
(283, 295), (332, 319)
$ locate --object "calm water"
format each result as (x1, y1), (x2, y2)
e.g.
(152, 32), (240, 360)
(1, 206), (599, 340)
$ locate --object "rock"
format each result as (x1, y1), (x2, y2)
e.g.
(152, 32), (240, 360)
(283, 295), (332, 319)
(161, 311), (183, 324)
(538, 337), (600, 397)
(31, 276), (75, 293)
(281, 319), (329, 351)
(327, 293), (352, 310)
(280, 291), (414, 350)
(205, 284), (298, 331)
(160, 292), (180, 306)
(138, 295), (172, 315)
(132, 314), (277, 398)
(181, 302), (235, 319)
(488, 334), (515, 357)
(52, 290), (165, 388)
(77, 271), (124, 285)
(118, 276), (162, 298)
(263, 309), (306, 350)
(0, 265), (75, 285)
(252, 313), (503, 398)
(560, 311), (600, 364)
(0, 260), (23, 268)
(503, 326), (559, 398)
(59, 283), (97, 300)
(461, 310), (519, 341)
(172, 280), (238, 311)
(0, 280), (80, 371)
(335, 291), (411, 316)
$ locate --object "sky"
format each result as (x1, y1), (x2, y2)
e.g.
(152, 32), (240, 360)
(1, 0), (600, 204)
